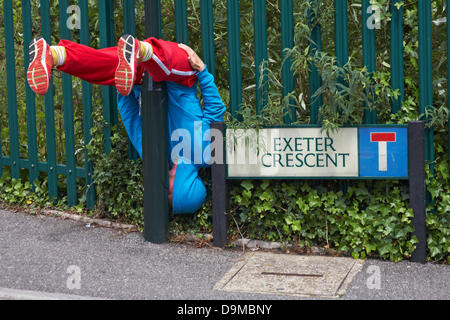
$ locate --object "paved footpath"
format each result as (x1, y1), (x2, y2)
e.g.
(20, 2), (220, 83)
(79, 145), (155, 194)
(0, 209), (448, 300)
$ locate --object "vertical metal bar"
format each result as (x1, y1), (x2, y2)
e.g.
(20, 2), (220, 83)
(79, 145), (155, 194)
(22, 0), (39, 185)
(362, 0), (376, 74)
(4, 0), (20, 179)
(0, 111), (2, 177)
(409, 121), (426, 264)
(362, 0), (377, 124)
(40, 0), (58, 201)
(0, 2), (3, 175)
(281, 0), (295, 124)
(448, 0), (450, 176)
(211, 122), (228, 247)
(79, 0), (96, 209)
(0, 0), (2, 177)
(253, 0), (268, 114)
(107, 2), (118, 127)
(123, 0), (138, 161)
(308, 0), (322, 125)
(418, 0), (434, 172)
(201, 0), (215, 76)
(174, 0), (189, 44)
(334, 0), (348, 194)
(123, 0), (136, 36)
(227, 0), (242, 118)
(334, 0), (349, 67)
(390, 0), (405, 114)
(98, 1), (115, 154)
(143, 0), (169, 244)
(60, 0), (77, 206)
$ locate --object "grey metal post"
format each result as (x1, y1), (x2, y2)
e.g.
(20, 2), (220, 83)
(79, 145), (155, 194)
(211, 122), (228, 247)
(409, 121), (427, 263)
(142, 0), (169, 243)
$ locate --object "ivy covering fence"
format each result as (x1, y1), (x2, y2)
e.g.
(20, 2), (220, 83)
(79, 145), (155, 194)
(0, 0), (448, 262)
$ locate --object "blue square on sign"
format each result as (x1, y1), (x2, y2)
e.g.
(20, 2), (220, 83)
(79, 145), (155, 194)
(359, 128), (408, 178)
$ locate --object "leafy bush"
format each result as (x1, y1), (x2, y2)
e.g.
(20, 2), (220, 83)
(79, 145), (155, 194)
(85, 107), (145, 228)
(0, 174), (50, 207)
(228, 179), (417, 262)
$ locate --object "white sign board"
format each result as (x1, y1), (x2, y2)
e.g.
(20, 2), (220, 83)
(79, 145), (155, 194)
(226, 128), (359, 178)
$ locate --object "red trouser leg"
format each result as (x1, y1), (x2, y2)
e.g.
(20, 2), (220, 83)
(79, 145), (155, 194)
(56, 39), (117, 86)
(56, 38), (198, 88)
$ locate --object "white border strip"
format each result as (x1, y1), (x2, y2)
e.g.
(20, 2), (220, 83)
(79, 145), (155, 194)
(151, 55), (197, 77)
(171, 69), (197, 76)
(0, 287), (105, 300)
(151, 55), (171, 75)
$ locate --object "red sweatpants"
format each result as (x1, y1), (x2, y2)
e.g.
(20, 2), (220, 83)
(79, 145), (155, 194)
(57, 38), (197, 87)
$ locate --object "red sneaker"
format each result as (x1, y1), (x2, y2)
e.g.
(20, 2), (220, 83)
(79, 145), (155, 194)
(115, 34), (141, 96)
(27, 37), (53, 96)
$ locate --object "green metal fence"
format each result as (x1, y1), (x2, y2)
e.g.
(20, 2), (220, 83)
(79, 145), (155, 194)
(0, 0), (447, 209)
(1, 0), (129, 209)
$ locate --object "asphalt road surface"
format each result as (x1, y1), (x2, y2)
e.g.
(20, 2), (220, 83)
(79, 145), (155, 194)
(0, 209), (448, 300)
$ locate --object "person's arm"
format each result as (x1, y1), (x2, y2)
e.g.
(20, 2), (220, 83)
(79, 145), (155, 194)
(196, 68), (226, 124)
(116, 86), (143, 158)
(178, 44), (226, 124)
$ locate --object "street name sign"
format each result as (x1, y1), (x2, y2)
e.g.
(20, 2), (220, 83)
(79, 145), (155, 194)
(226, 126), (408, 179)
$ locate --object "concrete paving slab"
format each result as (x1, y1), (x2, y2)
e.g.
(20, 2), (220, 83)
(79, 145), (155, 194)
(215, 252), (364, 298)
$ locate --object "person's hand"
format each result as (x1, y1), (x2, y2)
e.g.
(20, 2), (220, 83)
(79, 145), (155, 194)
(178, 43), (205, 72)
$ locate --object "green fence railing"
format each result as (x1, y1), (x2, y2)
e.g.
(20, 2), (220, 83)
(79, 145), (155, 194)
(1, 0), (447, 211)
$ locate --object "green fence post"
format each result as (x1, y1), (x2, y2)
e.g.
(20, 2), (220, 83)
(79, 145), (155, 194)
(123, 0), (139, 161)
(201, 0), (215, 76)
(308, 0), (322, 125)
(79, 0), (96, 209)
(4, 0), (20, 179)
(0, 114), (2, 177)
(334, 0), (349, 194)
(0, 0), (2, 176)
(281, 0), (295, 124)
(175, 0), (189, 44)
(22, 0), (39, 186)
(418, 0), (434, 173)
(40, 0), (58, 201)
(98, 1), (116, 155)
(60, 0), (77, 206)
(362, 0), (377, 124)
(124, 0), (136, 36)
(390, 0), (405, 114)
(108, 3), (118, 127)
(254, 0), (268, 114)
(227, 0), (242, 119)
(334, 0), (348, 66)
(448, 0), (450, 176)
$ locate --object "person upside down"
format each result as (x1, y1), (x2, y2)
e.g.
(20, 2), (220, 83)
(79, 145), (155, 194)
(26, 34), (226, 214)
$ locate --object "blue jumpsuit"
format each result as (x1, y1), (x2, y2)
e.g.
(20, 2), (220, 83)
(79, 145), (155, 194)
(117, 67), (226, 214)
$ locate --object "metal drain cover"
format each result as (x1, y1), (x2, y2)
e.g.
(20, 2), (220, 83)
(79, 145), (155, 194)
(214, 252), (363, 298)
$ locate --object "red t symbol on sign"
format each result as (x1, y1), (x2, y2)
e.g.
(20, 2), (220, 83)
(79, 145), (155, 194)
(370, 132), (396, 171)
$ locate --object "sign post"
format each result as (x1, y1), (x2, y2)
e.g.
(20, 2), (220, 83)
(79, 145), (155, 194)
(409, 121), (426, 263)
(142, 0), (169, 243)
(211, 122), (228, 247)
